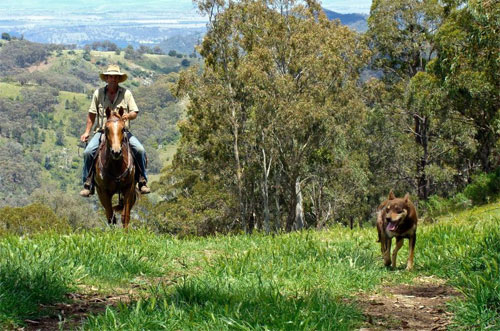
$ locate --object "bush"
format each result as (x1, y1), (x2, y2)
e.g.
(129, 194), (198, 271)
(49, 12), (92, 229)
(0, 203), (71, 236)
(463, 168), (500, 205)
(152, 178), (236, 237)
(422, 169), (500, 217)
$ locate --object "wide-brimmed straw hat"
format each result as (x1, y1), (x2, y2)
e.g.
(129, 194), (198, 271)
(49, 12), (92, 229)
(99, 64), (128, 83)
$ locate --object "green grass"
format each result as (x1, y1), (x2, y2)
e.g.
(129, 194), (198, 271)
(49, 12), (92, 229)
(1, 203), (499, 329)
(0, 82), (22, 99)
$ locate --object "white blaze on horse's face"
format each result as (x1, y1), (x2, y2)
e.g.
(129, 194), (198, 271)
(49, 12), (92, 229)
(106, 119), (124, 160)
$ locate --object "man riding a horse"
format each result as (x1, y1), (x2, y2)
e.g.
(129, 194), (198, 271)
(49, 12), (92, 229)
(79, 64), (150, 197)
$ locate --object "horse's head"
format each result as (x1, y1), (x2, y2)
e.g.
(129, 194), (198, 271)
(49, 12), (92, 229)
(105, 107), (126, 160)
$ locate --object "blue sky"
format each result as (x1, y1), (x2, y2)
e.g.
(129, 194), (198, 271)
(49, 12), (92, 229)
(0, 0), (372, 14)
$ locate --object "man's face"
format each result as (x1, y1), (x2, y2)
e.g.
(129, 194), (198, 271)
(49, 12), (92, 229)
(105, 75), (120, 86)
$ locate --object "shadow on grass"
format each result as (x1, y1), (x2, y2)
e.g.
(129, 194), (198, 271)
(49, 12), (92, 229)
(0, 264), (73, 327)
(84, 278), (362, 330)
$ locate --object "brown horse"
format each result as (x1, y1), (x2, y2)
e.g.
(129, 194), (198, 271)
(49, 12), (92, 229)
(94, 107), (137, 228)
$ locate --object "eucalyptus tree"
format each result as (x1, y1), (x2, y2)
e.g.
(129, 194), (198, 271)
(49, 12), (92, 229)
(366, 0), (471, 200)
(433, 0), (500, 172)
(175, 0), (370, 232)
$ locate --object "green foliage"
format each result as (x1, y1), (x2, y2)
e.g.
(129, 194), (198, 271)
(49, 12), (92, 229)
(421, 169), (500, 217)
(0, 203), (70, 236)
(463, 170), (500, 205)
(152, 176), (235, 236)
(0, 140), (41, 207)
(30, 185), (101, 230)
(0, 40), (51, 74)
(432, 0), (500, 171)
(82, 50), (91, 61)
(174, 0), (370, 232)
(124, 45), (142, 60)
(0, 230), (171, 326)
(55, 131), (65, 146)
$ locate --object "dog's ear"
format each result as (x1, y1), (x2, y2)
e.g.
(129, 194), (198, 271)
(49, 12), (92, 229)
(105, 107), (111, 119)
(388, 189), (395, 200)
(404, 193), (410, 203)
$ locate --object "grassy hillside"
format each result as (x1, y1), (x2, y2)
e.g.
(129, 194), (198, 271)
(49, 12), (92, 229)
(1, 202), (499, 329)
(0, 40), (195, 209)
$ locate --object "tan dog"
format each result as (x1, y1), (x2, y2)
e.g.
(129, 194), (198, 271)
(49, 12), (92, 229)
(376, 190), (418, 270)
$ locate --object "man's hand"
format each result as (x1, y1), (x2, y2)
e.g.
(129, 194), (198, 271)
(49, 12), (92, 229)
(123, 111), (137, 121)
(80, 132), (90, 143)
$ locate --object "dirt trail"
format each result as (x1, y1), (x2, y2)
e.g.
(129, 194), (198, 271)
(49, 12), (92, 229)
(359, 276), (460, 330)
(22, 291), (133, 331)
(20, 278), (178, 331)
(20, 276), (459, 330)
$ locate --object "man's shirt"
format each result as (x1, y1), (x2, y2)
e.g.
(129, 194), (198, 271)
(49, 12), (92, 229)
(88, 85), (139, 132)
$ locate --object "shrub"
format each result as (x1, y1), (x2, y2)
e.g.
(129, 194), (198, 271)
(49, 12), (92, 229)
(152, 178), (236, 236)
(0, 203), (71, 236)
(463, 168), (500, 205)
(422, 169), (500, 217)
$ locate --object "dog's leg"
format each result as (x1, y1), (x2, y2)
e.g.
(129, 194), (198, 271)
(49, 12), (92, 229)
(407, 233), (416, 270)
(392, 237), (404, 268)
(383, 238), (392, 267)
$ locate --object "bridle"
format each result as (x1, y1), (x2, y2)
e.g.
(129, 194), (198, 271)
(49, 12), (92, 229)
(98, 117), (134, 183)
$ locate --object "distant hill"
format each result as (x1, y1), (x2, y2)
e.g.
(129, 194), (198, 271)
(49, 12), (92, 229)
(1, 7), (368, 55)
(322, 8), (368, 32)
(158, 31), (205, 56)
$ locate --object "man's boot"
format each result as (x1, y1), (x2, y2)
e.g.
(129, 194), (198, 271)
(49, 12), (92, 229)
(138, 177), (150, 194)
(79, 179), (94, 197)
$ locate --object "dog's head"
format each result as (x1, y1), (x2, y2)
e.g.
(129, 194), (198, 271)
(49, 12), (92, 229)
(384, 190), (411, 232)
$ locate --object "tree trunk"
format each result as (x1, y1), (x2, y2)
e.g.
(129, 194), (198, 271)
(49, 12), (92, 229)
(295, 177), (304, 230)
(475, 127), (493, 172)
(415, 114), (429, 200)
(231, 106), (246, 232)
(274, 191), (281, 232)
(261, 148), (271, 234)
(285, 185), (296, 232)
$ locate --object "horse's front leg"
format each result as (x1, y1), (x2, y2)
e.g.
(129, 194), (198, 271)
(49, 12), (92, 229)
(97, 188), (115, 224)
(121, 187), (136, 229)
